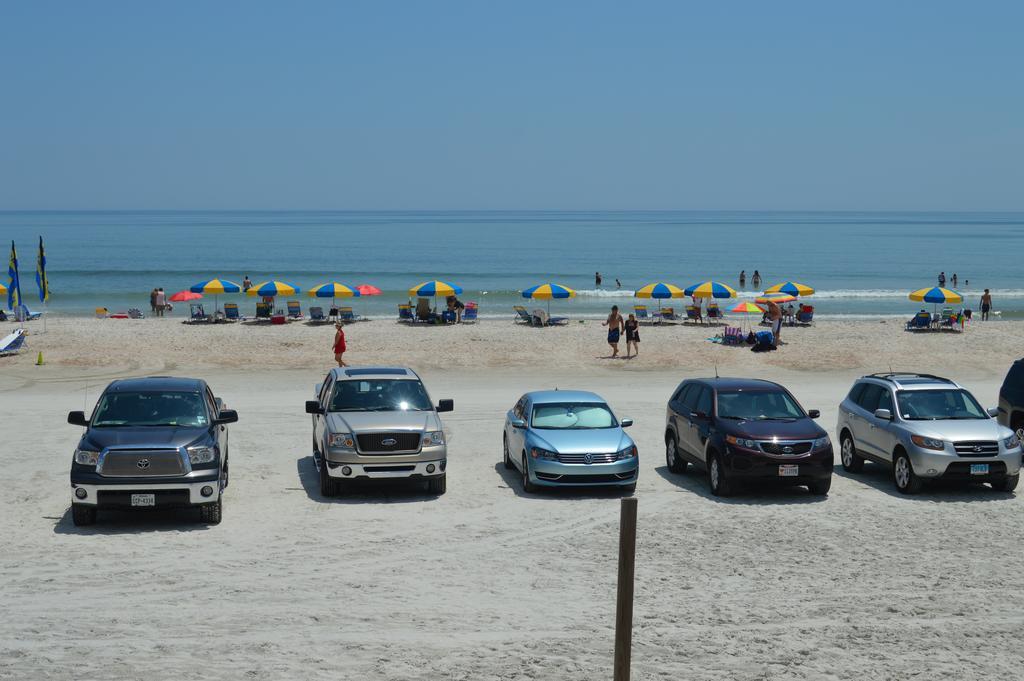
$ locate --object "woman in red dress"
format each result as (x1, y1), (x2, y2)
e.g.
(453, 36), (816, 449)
(333, 322), (348, 367)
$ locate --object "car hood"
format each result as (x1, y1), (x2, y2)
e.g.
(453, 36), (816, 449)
(726, 418), (825, 441)
(327, 411), (440, 433)
(528, 427), (632, 454)
(905, 418), (1011, 441)
(83, 426), (209, 451)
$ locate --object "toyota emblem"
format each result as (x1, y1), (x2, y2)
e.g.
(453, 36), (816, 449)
(584, 453), (593, 464)
(136, 459), (151, 469)
(382, 438), (398, 447)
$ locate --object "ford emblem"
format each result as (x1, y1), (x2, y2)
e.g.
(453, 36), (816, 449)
(584, 453), (593, 464)
(382, 438), (398, 447)
(136, 459), (151, 469)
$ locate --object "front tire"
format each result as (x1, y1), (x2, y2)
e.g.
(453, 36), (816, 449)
(522, 455), (539, 493)
(708, 451), (732, 496)
(666, 435), (687, 473)
(427, 474), (447, 495)
(807, 478), (832, 496)
(71, 505), (96, 527)
(840, 432), (864, 473)
(199, 497), (222, 524)
(992, 474), (1019, 493)
(503, 435), (513, 470)
(893, 450), (922, 494)
(319, 459), (341, 497)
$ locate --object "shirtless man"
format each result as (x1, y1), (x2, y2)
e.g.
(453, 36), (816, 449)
(602, 305), (625, 358)
(765, 299), (783, 347)
(980, 289), (993, 321)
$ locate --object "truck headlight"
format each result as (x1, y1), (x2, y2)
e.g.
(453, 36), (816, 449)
(423, 431), (445, 446)
(187, 446), (216, 464)
(329, 433), (355, 449)
(74, 449), (99, 466)
(812, 436), (831, 451)
(616, 446), (637, 459)
(531, 447), (557, 460)
(911, 435), (945, 451)
(1004, 434), (1021, 450)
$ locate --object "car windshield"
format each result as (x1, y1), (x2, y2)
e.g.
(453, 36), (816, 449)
(329, 379), (432, 412)
(531, 403), (617, 429)
(716, 390), (805, 420)
(896, 389), (988, 420)
(92, 391), (208, 427)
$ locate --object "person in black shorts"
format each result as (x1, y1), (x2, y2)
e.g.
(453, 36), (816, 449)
(624, 313), (640, 358)
(980, 289), (992, 321)
(603, 305), (624, 358)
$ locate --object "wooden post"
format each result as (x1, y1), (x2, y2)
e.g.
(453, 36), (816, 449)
(613, 497), (638, 681)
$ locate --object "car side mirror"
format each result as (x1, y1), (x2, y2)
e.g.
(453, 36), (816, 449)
(873, 408), (892, 421)
(511, 417), (527, 429)
(620, 418), (634, 428)
(436, 399), (454, 413)
(807, 409), (820, 419)
(67, 411), (88, 427)
(987, 407), (999, 418)
(305, 400), (323, 415)
(215, 409), (238, 425)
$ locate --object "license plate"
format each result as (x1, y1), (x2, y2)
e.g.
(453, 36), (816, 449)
(970, 464), (989, 476)
(131, 493), (155, 507)
(778, 465), (799, 477)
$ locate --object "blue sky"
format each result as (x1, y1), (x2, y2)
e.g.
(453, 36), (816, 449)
(1, 1), (1022, 210)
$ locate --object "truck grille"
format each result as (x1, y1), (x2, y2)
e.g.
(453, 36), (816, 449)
(759, 441), (812, 456)
(356, 432), (421, 453)
(556, 452), (618, 464)
(953, 441), (999, 457)
(99, 449), (186, 477)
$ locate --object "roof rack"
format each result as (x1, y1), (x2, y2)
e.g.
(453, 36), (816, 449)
(867, 372), (953, 384)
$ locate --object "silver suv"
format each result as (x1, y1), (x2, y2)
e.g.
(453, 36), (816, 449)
(837, 373), (1021, 494)
(305, 367), (453, 496)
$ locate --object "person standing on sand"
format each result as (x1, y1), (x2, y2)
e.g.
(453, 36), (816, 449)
(765, 298), (782, 347)
(154, 288), (166, 317)
(602, 305), (624, 358)
(595, 272), (602, 288)
(980, 289), (993, 321)
(624, 313), (640, 358)
(333, 322), (348, 366)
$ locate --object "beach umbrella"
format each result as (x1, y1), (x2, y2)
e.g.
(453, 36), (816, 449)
(190, 278), (241, 313)
(308, 282), (361, 298)
(356, 284), (382, 296)
(0, 283), (6, 296)
(409, 280), (462, 298)
(170, 290), (202, 302)
(908, 287), (962, 305)
(522, 282), (576, 316)
(635, 282), (686, 299)
(246, 281), (301, 297)
(755, 293), (797, 304)
(684, 281), (737, 299)
(729, 301), (764, 332)
(764, 281), (815, 297)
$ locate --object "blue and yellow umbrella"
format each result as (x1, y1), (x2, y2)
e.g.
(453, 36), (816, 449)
(684, 280), (737, 299)
(764, 281), (814, 297)
(409, 280), (462, 298)
(635, 282), (685, 299)
(308, 282), (361, 298)
(246, 280), (301, 297)
(190, 278), (241, 313)
(522, 282), (575, 316)
(909, 287), (962, 305)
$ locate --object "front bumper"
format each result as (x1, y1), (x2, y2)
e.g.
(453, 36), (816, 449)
(326, 458), (446, 479)
(529, 458), (639, 487)
(723, 446), (834, 482)
(908, 445), (1021, 480)
(71, 478), (221, 508)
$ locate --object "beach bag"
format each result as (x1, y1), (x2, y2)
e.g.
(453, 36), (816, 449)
(751, 330), (776, 352)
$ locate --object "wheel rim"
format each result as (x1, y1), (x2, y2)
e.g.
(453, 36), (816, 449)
(1016, 427), (1024, 442)
(710, 458), (720, 489)
(841, 438), (853, 466)
(895, 457), (910, 488)
(666, 441), (675, 467)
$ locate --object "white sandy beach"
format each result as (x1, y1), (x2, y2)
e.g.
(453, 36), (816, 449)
(1, 317), (1022, 680)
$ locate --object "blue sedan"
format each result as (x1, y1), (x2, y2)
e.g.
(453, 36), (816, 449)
(503, 390), (638, 493)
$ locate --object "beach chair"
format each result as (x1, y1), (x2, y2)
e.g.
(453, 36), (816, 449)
(398, 304), (414, 322)
(634, 305), (658, 325)
(95, 307), (109, 318)
(721, 326), (743, 345)
(0, 328), (27, 356)
(286, 300), (304, 320)
(254, 302), (272, 322)
(796, 305), (814, 325)
(462, 302), (478, 323)
(308, 306), (327, 324)
(660, 307), (679, 322)
(339, 307), (362, 323)
(513, 305), (534, 324)
(706, 304), (723, 324)
(441, 309), (457, 324)
(905, 311), (932, 331)
(189, 303), (210, 323)
(684, 306), (702, 325)
(223, 303), (242, 322)
(128, 308), (145, 320)
(14, 305), (42, 322)
(532, 309), (568, 326)
(415, 298), (434, 322)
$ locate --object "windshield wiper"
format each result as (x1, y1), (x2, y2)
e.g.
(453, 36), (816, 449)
(718, 415), (747, 421)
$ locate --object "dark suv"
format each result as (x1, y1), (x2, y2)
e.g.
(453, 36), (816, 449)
(664, 378), (833, 496)
(67, 377), (238, 526)
(998, 359), (1024, 449)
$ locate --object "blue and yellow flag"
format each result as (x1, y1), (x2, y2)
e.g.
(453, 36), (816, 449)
(36, 236), (50, 303)
(8, 241), (22, 310)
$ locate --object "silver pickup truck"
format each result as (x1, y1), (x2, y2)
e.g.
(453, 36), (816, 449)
(305, 366), (453, 496)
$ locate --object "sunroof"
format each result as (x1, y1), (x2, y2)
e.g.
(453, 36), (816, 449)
(344, 368), (408, 377)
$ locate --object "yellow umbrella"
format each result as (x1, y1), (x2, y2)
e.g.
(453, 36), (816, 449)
(764, 281), (815, 297)
(756, 293), (797, 304)
(634, 282), (685, 299)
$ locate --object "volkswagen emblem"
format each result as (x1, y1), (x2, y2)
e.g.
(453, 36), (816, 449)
(584, 453), (593, 464)
(382, 438), (398, 447)
(782, 446), (794, 454)
(136, 459), (151, 470)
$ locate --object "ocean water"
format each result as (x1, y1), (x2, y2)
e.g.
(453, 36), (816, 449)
(1, 210), (1022, 320)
